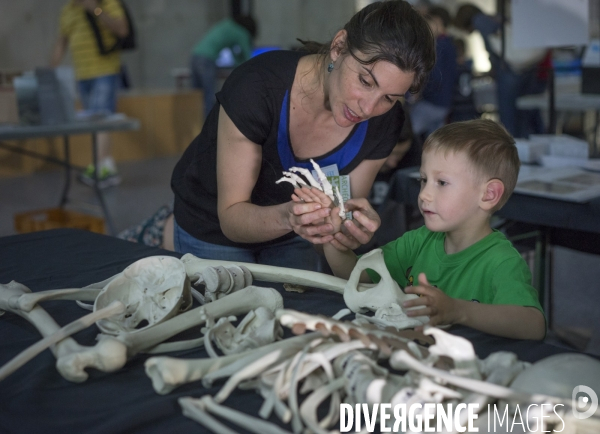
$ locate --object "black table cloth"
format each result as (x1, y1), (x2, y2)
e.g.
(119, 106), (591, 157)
(0, 229), (578, 434)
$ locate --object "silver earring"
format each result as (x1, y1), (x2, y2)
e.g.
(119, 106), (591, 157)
(327, 62), (334, 73)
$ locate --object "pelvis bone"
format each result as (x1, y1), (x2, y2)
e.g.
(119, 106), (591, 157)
(94, 256), (192, 334)
(344, 249), (429, 327)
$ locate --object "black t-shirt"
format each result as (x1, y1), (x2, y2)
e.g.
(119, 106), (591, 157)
(171, 50), (405, 248)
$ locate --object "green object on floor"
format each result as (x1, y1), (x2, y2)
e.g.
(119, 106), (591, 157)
(78, 164), (122, 189)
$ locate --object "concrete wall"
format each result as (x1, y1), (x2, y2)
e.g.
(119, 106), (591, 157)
(0, 0), (355, 89)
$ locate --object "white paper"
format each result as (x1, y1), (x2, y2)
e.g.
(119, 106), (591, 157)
(512, 0), (589, 48)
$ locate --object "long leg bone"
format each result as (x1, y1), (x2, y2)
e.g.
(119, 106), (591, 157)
(180, 395), (293, 434)
(10, 274), (118, 312)
(179, 396), (239, 434)
(145, 333), (317, 395)
(0, 300), (124, 381)
(181, 253), (375, 295)
(0, 281), (127, 382)
(58, 285), (282, 383)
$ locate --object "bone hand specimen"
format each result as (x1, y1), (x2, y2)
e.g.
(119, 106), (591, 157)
(276, 159), (346, 218)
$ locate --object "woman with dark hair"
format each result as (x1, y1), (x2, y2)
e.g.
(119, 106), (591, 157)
(170, 1), (435, 271)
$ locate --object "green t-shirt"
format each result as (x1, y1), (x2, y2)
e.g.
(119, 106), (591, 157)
(367, 226), (543, 313)
(192, 18), (253, 65)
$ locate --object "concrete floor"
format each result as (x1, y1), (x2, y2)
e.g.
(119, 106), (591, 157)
(0, 156), (598, 355)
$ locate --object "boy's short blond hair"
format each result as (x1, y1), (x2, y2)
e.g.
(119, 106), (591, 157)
(422, 119), (519, 211)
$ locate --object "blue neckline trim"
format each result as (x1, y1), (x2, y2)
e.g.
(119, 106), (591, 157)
(277, 90), (367, 171)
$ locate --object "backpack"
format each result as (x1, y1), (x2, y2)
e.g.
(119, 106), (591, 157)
(85, 0), (136, 54)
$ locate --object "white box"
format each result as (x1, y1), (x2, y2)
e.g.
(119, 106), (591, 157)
(540, 155), (589, 168)
(530, 134), (589, 159)
(515, 139), (548, 163)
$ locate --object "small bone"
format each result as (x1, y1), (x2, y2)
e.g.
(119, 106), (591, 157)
(179, 397), (239, 434)
(277, 171), (310, 188)
(425, 327), (481, 380)
(288, 166), (321, 189)
(333, 185), (346, 219)
(310, 159), (334, 197)
(12, 275), (117, 312)
(181, 395), (292, 434)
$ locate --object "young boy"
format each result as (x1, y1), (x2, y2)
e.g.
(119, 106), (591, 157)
(296, 119), (545, 340)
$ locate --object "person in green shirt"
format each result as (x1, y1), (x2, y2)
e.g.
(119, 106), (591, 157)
(190, 15), (257, 118)
(295, 119), (546, 340)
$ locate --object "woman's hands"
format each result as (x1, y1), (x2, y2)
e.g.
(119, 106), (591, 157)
(286, 199), (335, 244)
(292, 187), (381, 250)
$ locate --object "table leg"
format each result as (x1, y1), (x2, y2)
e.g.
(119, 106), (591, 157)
(534, 229), (552, 329)
(59, 135), (71, 207)
(91, 133), (117, 235)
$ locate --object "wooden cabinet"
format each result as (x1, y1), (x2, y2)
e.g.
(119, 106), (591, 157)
(0, 89), (202, 176)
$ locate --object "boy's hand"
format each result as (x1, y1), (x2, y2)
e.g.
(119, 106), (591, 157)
(330, 198), (381, 251)
(403, 273), (459, 328)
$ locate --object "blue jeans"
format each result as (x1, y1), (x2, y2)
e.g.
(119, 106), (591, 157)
(173, 218), (323, 272)
(495, 66), (546, 139)
(190, 54), (217, 119)
(77, 74), (119, 114)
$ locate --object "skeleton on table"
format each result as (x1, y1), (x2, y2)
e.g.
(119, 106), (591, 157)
(1, 160), (599, 433)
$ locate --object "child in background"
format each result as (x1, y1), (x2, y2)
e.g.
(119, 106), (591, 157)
(295, 119), (545, 340)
